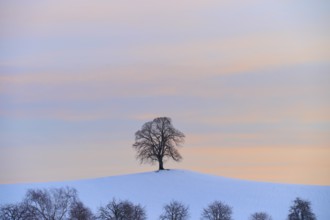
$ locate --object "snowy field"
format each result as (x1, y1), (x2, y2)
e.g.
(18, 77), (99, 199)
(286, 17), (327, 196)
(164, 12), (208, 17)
(0, 170), (329, 219)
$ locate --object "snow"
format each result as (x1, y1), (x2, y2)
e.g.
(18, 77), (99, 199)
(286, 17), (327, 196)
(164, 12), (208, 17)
(0, 170), (329, 219)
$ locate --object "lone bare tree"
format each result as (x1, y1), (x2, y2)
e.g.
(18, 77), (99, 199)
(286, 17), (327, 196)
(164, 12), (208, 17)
(133, 117), (185, 170)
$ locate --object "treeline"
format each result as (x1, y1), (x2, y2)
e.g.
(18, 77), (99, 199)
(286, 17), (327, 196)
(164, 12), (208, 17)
(0, 187), (316, 220)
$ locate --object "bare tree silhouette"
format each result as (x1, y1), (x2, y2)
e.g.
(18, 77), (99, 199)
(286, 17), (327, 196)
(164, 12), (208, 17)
(201, 201), (232, 220)
(288, 197), (316, 220)
(159, 200), (189, 220)
(98, 199), (146, 220)
(133, 117), (185, 170)
(23, 187), (78, 220)
(70, 201), (94, 220)
(250, 212), (272, 220)
(0, 203), (32, 220)
(0, 187), (92, 220)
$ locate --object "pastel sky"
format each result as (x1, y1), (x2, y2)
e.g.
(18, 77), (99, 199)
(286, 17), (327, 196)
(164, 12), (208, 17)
(1, 0), (329, 185)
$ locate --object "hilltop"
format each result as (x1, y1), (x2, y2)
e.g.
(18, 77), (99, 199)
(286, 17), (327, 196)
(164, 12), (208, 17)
(1, 170), (330, 219)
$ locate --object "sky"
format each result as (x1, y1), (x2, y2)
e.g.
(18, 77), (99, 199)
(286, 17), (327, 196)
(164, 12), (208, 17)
(0, 0), (329, 185)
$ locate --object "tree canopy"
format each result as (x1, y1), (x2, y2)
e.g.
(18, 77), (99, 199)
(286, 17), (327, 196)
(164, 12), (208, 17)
(133, 117), (185, 170)
(288, 198), (316, 220)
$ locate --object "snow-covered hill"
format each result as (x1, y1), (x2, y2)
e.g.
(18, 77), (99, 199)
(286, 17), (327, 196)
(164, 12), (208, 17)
(1, 170), (329, 219)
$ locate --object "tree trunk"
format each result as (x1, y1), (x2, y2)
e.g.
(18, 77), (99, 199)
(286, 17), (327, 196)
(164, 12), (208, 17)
(158, 158), (164, 170)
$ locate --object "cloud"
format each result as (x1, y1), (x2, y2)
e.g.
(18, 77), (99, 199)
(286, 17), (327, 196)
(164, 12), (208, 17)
(1, 0), (238, 46)
(0, 143), (138, 183)
(1, 62), (329, 129)
(1, 0), (329, 74)
(179, 146), (330, 185)
(1, 145), (329, 184)
(1, 0), (329, 184)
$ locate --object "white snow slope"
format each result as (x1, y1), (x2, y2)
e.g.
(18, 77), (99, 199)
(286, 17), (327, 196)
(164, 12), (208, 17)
(0, 170), (329, 219)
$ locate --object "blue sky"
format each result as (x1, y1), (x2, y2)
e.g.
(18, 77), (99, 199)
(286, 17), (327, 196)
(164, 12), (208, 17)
(0, 0), (329, 184)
